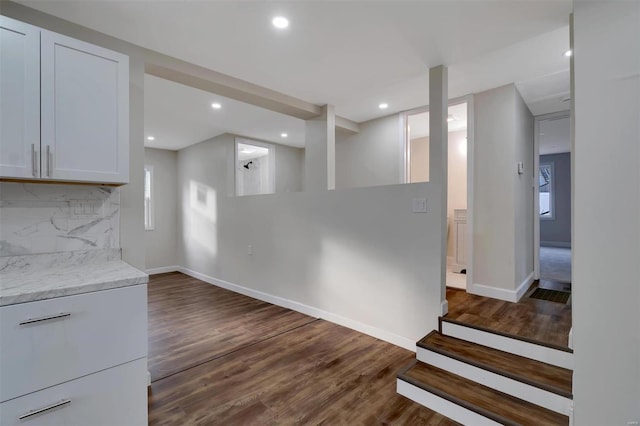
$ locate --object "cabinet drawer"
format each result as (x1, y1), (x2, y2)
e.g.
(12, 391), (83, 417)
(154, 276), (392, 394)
(0, 358), (147, 426)
(0, 285), (147, 402)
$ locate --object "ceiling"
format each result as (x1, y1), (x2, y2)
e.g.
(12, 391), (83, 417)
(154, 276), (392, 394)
(17, 0), (572, 149)
(539, 115), (571, 155)
(144, 75), (305, 150)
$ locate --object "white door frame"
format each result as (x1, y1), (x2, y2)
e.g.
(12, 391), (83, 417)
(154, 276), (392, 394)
(533, 110), (571, 280)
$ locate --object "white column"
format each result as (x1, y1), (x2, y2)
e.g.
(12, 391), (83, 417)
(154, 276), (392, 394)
(305, 105), (336, 191)
(429, 65), (448, 303)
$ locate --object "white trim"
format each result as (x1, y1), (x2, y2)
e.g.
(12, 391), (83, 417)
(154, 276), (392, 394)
(440, 299), (449, 316)
(468, 272), (533, 303)
(397, 379), (501, 426)
(146, 266), (180, 275)
(534, 110), (571, 282)
(176, 266), (416, 351)
(464, 94), (475, 293)
(416, 347), (572, 415)
(568, 327), (573, 350)
(440, 320), (573, 369)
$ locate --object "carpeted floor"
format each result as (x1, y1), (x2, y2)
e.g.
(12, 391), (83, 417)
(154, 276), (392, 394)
(540, 246), (572, 283)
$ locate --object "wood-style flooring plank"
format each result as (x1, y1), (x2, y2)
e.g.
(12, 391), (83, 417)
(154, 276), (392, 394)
(445, 286), (572, 349)
(148, 272), (316, 381)
(147, 273), (457, 425)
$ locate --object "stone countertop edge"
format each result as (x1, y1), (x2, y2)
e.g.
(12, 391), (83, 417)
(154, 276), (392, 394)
(0, 249), (149, 307)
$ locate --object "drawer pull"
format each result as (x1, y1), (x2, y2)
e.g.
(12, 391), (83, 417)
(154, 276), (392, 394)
(19, 399), (71, 420)
(19, 312), (71, 325)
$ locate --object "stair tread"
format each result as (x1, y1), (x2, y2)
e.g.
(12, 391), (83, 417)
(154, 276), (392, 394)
(440, 316), (573, 353)
(399, 361), (569, 426)
(420, 331), (573, 398)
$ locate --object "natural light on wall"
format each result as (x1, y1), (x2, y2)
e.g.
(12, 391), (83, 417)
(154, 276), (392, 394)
(189, 180), (218, 256)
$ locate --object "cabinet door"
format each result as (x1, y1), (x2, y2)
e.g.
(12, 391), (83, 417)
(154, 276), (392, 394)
(0, 16), (40, 179)
(41, 30), (129, 184)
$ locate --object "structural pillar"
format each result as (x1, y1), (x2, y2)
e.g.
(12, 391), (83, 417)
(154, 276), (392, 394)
(305, 105), (336, 191)
(429, 65), (449, 308)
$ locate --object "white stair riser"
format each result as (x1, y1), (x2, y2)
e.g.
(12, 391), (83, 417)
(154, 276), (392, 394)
(417, 347), (572, 415)
(441, 321), (574, 370)
(397, 379), (501, 426)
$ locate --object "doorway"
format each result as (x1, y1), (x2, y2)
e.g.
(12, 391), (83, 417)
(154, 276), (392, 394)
(405, 100), (469, 289)
(534, 112), (572, 290)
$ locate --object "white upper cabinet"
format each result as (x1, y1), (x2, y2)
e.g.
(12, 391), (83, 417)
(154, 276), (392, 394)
(0, 17), (40, 179)
(0, 16), (130, 184)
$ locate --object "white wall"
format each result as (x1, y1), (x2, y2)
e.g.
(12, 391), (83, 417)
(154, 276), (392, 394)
(2, 2), (146, 269)
(275, 143), (304, 193)
(513, 90), (534, 288)
(472, 84), (534, 301)
(336, 114), (403, 188)
(144, 148), (178, 271)
(573, 1), (640, 424)
(177, 134), (444, 348)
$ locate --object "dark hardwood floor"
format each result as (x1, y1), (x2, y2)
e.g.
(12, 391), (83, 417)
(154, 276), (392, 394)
(445, 283), (572, 349)
(148, 272), (457, 425)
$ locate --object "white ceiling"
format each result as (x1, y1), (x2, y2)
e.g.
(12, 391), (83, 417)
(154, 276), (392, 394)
(17, 1), (572, 150)
(539, 115), (571, 155)
(144, 75), (305, 150)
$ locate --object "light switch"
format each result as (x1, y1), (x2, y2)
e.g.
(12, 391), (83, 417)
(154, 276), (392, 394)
(412, 198), (427, 213)
(517, 161), (524, 175)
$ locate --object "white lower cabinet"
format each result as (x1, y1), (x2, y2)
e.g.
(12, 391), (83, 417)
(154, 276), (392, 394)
(0, 358), (147, 426)
(0, 285), (147, 402)
(0, 284), (148, 425)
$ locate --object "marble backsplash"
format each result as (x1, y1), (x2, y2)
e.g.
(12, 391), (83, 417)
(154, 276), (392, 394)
(0, 183), (120, 256)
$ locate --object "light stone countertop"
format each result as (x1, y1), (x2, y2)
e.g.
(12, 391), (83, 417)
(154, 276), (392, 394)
(0, 249), (148, 307)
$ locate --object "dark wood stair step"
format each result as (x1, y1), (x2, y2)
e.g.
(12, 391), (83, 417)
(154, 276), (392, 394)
(419, 330), (573, 398)
(399, 361), (569, 426)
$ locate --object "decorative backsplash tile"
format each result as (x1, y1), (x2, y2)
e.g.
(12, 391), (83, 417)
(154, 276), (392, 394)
(0, 183), (120, 256)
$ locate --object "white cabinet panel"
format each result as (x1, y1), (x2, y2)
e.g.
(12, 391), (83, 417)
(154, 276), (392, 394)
(0, 285), (147, 402)
(0, 16), (40, 178)
(0, 358), (148, 426)
(41, 30), (129, 183)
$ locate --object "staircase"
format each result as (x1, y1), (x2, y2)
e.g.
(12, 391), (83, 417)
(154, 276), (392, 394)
(397, 317), (573, 425)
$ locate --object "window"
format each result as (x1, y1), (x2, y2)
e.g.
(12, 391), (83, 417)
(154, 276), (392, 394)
(235, 138), (275, 196)
(144, 166), (154, 230)
(539, 163), (554, 219)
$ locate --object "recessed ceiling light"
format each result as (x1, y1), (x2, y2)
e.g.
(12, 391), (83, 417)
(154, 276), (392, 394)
(447, 115), (456, 122)
(281, 133), (288, 138)
(272, 16), (289, 29)
(147, 136), (155, 141)
(378, 103), (388, 109)
(211, 102), (222, 109)
(563, 49), (572, 57)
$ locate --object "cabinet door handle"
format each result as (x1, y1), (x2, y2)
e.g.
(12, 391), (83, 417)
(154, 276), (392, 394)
(46, 145), (53, 177)
(19, 399), (71, 420)
(31, 144), (38, 177)
(19, 312), (71, 326)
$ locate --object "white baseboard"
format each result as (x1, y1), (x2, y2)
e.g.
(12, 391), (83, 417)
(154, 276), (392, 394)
(177, 266), (416, 352)
(440, 299), (449, 316)
(146, 266), (180, 275)
(468, 272), (534, 303)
